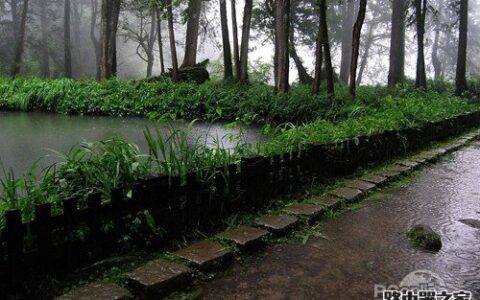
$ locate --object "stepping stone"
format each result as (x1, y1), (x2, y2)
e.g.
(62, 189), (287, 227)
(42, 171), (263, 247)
(345, 179), (376, 192)
(126, 259), (190, 298)
(386, 165), (410, 174)
(309, 195), (343, 210)
(378, 170), (401, 179)
(328, 187), (363, 203)
(55, 282), (132, 300)
(433, 148), (447, 156)
(284, 203), (324, 218)
(174, 240), (233, 270)
(360, 175), (388, 186)
(217, 226), (269, 248)
(254, 215), (299, 234)
(396, 160), (420, 169)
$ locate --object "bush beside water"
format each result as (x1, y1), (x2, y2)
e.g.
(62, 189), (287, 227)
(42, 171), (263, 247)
(0, 78), (479, 225)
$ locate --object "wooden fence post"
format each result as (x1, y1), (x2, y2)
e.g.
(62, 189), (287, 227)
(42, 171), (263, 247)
(5, 209), (23, 287)
(35, 203), (53, 274)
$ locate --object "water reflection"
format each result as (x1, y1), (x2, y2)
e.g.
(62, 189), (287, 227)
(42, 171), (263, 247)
(0, 111), (263, 178)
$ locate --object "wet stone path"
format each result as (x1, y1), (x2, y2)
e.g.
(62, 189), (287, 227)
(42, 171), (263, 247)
(199, 143), (480, 300)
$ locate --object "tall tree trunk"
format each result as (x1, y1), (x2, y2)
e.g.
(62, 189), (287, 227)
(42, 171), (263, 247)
(339, 0), (354, 83)
(349, 0), (367, 97)
(312, 9), (323, 95)
(72, 1), (83, 77)
(432, 29), (442, 80)
(387, 0), (406, 87)
(40, 0), (50, 78)
(64, 0), (72, 78)
(455, 0), (468, 96)
(239, 0), (253, 82)
(274, 0), (290, 92)
(231, 0), (240, 79)
(313, 0), (334, 95)
(100, 0), (121, 80)
(181, 0), (202, 67)
(90, 0), (101, 80)
(289, 0), (312, 85)
(357, 23), (374, 85)
(156, 8), (165, 75)
(415, 0), (427, 89)
(146, 10), (156, 77)
(220, 0), (233, 79)
(166, 0), (179, 81)
(11, 0), (28, 77)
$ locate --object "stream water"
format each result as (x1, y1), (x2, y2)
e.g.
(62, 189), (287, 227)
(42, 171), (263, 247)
(200, 142), (480, 299)
(0, 111), (262, 179)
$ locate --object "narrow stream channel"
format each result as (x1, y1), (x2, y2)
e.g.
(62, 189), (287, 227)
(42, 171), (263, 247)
(200, 142), (480, 299)
(0, 111), (263, 179)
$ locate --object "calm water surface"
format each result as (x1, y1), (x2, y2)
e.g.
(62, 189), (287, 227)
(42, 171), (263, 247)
(0, 111), (262, 178)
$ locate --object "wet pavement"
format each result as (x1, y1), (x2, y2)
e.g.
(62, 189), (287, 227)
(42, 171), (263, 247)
(200, 143), (480, 299)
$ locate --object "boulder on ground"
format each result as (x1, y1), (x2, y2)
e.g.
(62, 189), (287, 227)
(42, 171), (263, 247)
(406, 224), (442, 252)
(146, 59), (210, 84)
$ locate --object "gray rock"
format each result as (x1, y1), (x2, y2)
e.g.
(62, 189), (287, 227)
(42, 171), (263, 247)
(407, 224), (442, 252)
(459, 219), (480, 229)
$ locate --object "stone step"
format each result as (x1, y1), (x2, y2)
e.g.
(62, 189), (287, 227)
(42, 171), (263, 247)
(126, 258), (190, 299)
(173, 240), (233, 270)
(284, 203), (324, 219)
(328, 187), (363, 203)
(359, 174), (388, 186)
(54, 282), (132, 300)
(254, 215), (299, 235)
(345, 179), (376, 192)
(386, 165), (410, 174)
(309, 195), (343, 210)
(217, 226), (269, 249)
(377, 169), (402, 179)
(396, 160), (420, 169)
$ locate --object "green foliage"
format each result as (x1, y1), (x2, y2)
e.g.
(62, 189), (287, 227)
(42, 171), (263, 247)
(0, 77), (479, 226)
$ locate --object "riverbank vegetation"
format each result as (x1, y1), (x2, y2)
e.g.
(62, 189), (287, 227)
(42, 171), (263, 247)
(1, 79), (479, 226)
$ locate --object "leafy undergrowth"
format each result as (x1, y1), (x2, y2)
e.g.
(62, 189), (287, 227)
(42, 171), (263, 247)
(1, 78), (480, 225)
(0, 77), (460, 123)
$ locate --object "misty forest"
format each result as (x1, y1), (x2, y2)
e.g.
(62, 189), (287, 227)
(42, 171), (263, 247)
(1, 0), (480, 298)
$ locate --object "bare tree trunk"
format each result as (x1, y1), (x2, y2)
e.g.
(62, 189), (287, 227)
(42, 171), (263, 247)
(239, 0), (253, 82)
(156, 8), (165, 75)
(64, 0), (72, 78)
(289, 0), (312, 85)
(231, 0), (240, 79)
(11, 0), (28, 77)
(339, 0), (354, 83)
(100, 0), (121, 80)
(455, 0), (468, 96)
(72, 1), (83, 77)
(312, 10), (323, 95)
(166, 0), (178, 81)
(274, 0), (290, 92)
(220, 0), (233, 79)
(40, 0), (50, 78)
(387, 0), (406, 87)
(181, 0), (202, 67)
(314, 0), (334, 95)
(432, 29), (442, 80)
(146, 10), (156, 77)
(90, 0), (101, 80)
(357, 23), (374, 85)
(415, 0), (427, 89)
(349, 0), (367, 97)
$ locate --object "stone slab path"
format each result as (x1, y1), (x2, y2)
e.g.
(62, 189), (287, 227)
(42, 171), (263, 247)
(199, 143), (480, 300)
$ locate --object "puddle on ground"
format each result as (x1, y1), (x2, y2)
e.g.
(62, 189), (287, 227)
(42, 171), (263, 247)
(200, 143), (480, 299)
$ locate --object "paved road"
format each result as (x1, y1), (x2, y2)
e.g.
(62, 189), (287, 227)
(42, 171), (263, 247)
(200, 143), (480, 300)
